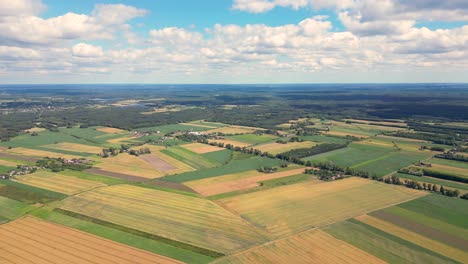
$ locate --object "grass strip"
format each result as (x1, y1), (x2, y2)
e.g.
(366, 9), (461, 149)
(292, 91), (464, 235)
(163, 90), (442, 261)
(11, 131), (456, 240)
(54, 208), (225, 258)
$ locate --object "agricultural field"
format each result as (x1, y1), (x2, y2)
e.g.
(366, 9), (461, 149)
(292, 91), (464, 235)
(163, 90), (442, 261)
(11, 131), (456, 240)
(4, 147), (81, 159)
(60, 184), (270, 254)
(209, 139), (252, 148)
(255, 141), (318, 155)
(213, 229), (385, 264)
(0, 196), (34, 221)
(96, 126), (126, 133)
(185, 167), (307, 196)
(344, 119), (408, 127)
(161, 146), (220, 169)
(0, 216), (182, 264)
(226, 134), (278, 145)
(205, 125), (261, 135)
(217, 177), (425, 238)
(43, 142), (103, 154)
(324, 195), (468, 264)
(15, 171), (106, 195)
(181, 142), (225, 154)
(394, 173), (468, 192)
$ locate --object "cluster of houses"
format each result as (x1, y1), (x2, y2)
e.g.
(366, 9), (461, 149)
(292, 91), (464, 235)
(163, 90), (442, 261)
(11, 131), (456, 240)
(0, 165), (37, 179)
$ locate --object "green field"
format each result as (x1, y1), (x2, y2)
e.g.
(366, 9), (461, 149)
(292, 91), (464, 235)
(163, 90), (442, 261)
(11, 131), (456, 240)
(162, 146), (219, 169)
(303, 143), (395, 167)
(202, 149), (233, 164)
(162, 156), (282, 183)
(302, 135), (351, 144)
(31, 207), (214, 263)
(395, 173), (468, 191)
(227, 134), (277, 145)
(0, 129), (100, 148)
(0, 181), (67, 204)
(0, 196), (34, 220)
(323, 219), (458, 264)
(0, 165), (14, 174)
(352, 151), (431, 177)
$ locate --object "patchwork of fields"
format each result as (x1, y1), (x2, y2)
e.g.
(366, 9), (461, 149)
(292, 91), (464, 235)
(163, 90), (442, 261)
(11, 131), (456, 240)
(60, 185), (271, 254)
(217, 177), (426, 238)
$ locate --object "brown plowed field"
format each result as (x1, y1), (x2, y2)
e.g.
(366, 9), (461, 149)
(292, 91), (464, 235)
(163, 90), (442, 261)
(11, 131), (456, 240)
(85, 168), (148, 182)
(0, 216), (182, 264)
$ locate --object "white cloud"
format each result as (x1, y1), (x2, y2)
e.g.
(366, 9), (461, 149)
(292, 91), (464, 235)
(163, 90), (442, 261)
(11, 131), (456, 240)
(0, 0), (45, 17)
(72, 43), (104, 58)
(92, 4), (148, 25)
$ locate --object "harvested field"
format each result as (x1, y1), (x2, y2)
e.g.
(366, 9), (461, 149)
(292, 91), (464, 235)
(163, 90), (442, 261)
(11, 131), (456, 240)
(85, 168), (147, 182)
(161, 146), (218, 170)
(181, 143), (224, 154)
(0, 152), (38, 162)
(0, 216), (182, 264)
(43, 142), (102, 154)
(60, 184), (270, 254)
(0, 146), (7, 151)
(0, 159), (18, 167)
(356, 214), (468, 263)
(140, 154), (176, 171)
(206, 126), (259, 135)
(255, 141), (317, 155)
(186, 168), (307, 196)
(5, 147), (79, 159)
(95, 147), (194, 179)
(209, 139), (252, 148)
(213, 229), (385, 264)
(106, 136), (136, 144)
(24, 127), (46, 133)
(429, 163), (468, 177)
(218, 177), (425, 238)
(16, 171), (106, 195)
(96, 127), (126, 133)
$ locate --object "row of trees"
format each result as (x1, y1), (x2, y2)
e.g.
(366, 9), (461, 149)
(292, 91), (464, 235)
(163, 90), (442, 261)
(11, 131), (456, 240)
(383, 175), (461, 197)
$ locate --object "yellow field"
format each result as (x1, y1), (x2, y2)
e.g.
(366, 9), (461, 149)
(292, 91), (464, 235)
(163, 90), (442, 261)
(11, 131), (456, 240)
(356, 215), (468, 263)
(180, 142), (225, 154)
(6, 147), (79, 159)
(96, 148), (194, 179)
(15, 171), (106, 195)
(0, 159), (18, 167)
(206, 126), (259, 135)
(186, 167), (309, 196)
(0, 216), (181, 264)
(255, 141), (317, 155)
(96, 127), (126, 133)
(106, 136), (137, 144)
(430, 163), (468, 177)
(43, 142), (102, 154)
(24, 127), (46, 133)
(217, 177), (425, 238)
(213, 229), (385, 264)
(209, 139), (252, 148)
(60, 185), (270, 254)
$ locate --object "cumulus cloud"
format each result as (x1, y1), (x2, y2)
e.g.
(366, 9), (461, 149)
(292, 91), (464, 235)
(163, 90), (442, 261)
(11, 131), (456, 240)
(72, 43), (104, 58)
(0, 3), (148, 46)
(0, 0), (45, 17)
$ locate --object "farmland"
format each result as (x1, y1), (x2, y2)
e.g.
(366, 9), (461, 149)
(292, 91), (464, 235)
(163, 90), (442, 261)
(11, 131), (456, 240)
(213, 229), (385, 264)
(217, 177), (425, 238)
(15, 171), (106, 195)
(0, 216), (182, 264)
(60, 184), (271, 254)
(181, 142), (225, 154)
(226, 134), (277, 145)
(205, 126), (260, 135)
(161, 146), (220, 169)
(255, 141), (317, 155)
(0, 196), (34, 221)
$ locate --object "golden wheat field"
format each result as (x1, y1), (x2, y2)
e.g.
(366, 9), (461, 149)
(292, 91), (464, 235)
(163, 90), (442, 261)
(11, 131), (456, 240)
(355, 214), (468, 263)
(213, 229), (385, 264)
(205, 126), (259, 135)
(208, 139), (252, 148)
(0, 216), (182, 264)
(96, 127), (126, 133)
(15, 171), (106, 195)
(60, 184), (270, 254)
(6, 147), (79, 159)
(180, 143), (225, 154)
(255, 141), (317, 155)
(217, 177), (426, 238)
(186, 168), (309, 196)
(43, 142), (103, 154)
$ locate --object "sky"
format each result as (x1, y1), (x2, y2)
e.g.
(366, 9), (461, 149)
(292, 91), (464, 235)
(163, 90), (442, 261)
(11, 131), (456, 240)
(0, 0), (467, 84)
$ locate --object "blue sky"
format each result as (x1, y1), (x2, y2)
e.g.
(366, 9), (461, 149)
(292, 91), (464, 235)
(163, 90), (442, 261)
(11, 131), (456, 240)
(0, 0), (467, 83)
